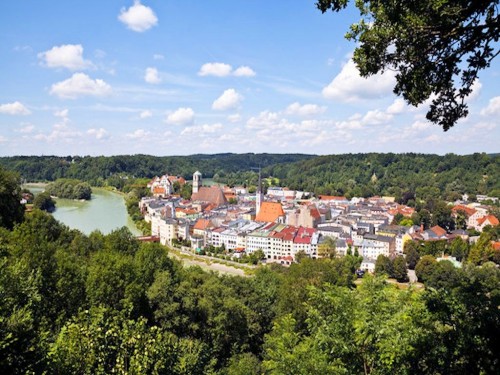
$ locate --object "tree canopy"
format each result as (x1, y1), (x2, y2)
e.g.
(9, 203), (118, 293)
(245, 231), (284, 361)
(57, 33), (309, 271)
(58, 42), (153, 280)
(0, 211), (499, 373)
(0, 166), (24, 229)
(316, 0), (500, 130)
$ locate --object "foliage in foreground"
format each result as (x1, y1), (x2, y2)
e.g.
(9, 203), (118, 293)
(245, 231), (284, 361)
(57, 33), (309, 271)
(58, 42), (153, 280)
(316, 0), (499, 131)
(0, 211), (499, 374)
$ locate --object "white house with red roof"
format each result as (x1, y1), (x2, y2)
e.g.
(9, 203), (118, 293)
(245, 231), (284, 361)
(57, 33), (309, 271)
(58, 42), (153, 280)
(148, 174), (186, 197)
(475, 215), (499, 231)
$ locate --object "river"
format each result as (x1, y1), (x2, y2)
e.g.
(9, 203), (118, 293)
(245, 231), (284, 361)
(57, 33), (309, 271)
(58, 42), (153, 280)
(25, 184), (141, 236)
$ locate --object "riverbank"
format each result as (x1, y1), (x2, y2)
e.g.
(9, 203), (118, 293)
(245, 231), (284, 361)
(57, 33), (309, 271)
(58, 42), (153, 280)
(24, 183), (143, 235)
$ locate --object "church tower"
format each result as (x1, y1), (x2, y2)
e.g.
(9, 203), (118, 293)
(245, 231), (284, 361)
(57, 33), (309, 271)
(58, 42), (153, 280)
(256, 168), (263, 215)
(193, 171), (202, 194)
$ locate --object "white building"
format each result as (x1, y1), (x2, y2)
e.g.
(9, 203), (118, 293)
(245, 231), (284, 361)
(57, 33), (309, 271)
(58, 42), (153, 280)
(361, 234), (395, 260)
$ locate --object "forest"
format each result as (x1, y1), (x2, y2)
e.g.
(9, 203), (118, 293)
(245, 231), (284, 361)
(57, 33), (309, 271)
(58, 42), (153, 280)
(1, 153), (498, 202)
(0, 209), (499, 374)
(45, 179), (92, 200)
(0, 153), (313, 185)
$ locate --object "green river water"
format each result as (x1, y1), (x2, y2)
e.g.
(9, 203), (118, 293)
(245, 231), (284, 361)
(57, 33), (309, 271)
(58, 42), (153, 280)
(25, 185), (141, 236)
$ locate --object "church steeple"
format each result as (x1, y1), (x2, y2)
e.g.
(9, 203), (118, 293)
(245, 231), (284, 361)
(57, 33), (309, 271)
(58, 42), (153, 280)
(256, 167), (263, 215)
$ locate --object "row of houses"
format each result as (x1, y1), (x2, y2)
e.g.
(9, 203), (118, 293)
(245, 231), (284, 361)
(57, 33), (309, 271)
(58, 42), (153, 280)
(451, 204), (499, 231)
(141, 172), (498, 268)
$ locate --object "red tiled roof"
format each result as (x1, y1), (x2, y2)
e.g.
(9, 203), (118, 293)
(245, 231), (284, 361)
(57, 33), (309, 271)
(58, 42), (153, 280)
(203, 203), (217, 212)
(153, 187), (166, 194)
(318, 195), (347, 201)
(452, 205), (476, 217)
(192, 186), (228, 207)
(477, 215), (499, 226)
(388, 204), (415, 217)
(176, 207), (197, 215)
(430, 225), (447, 237)
(270, 226), (297, 241)
(194, 219), (212, 231)
(166, 176), (186, 185)
(255, 202), (285, 222)
(294, 227), (316, 244)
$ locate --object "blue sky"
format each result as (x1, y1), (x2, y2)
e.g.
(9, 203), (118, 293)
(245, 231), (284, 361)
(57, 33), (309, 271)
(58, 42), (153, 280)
(1, 0), (499, 156)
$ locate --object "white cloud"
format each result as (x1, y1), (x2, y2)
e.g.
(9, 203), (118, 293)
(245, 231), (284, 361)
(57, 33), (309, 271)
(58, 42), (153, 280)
(126, 128), (151, 139)
(335, 118), (363, 130)
(467, 80), (482, 101)
(87, 128), (109, 139)
(153, 54), (164, 60)
(480, 96), (500, 116)
(38, 44), (93, 70)
(212, 89), (242, 111)
(140, 110), (153, 118)
(166, 107), (195, 125)
(472, 122), (496, 131)
(144, 67), (161, 84)
(19, 124), (35, 133)
(245, 112), (344, 148)
(410, 120), (432, 131)
(54, 109), (69, 118)
(285, 102), (326, 116)
(198, 62), (232, 77)
(118, 0), (158, 32)
(425, 134), (440, 142)
(94, 49), (107, 59)
(247, 111), (281, 129)
(50, 73), (112, 99)
(181, 123), (223, 136)
(34, 123), (82, 143)
(14, 45), (32, 53)
(322, 59), (395, 101)
(0, 101), (31, 115)
(361, 109), (393, 125)
(233, 66), (256, 77)
(0, 136), (7, 143)
(198, 63), (256, 77)
(386, 98), (407, 115)
(227, 114), (242, 123)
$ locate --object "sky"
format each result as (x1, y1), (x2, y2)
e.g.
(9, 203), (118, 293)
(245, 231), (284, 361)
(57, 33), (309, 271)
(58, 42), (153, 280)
(1, 0), (499, 157)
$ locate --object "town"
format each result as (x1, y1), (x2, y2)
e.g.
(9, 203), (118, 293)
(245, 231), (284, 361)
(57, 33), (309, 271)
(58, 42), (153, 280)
(141, 170), (500, 272)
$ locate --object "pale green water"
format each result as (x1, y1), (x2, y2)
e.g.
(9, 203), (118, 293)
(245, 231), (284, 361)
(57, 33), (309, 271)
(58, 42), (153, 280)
(25, 184), (141, 236)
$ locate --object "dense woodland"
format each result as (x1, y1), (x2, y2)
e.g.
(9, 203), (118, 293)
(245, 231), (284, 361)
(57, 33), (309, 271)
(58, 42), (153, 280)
(0, 209), (498, 374)
(264, 153), (500, 201)
(1, 153), (498, 202)
(0, 165), (499, 374)
(0, 154), (313, 185)
(45, 179), (92, 200)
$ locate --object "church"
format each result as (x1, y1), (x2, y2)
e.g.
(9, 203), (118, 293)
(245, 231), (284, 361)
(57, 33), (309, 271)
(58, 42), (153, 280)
(190, 170), (228, 207)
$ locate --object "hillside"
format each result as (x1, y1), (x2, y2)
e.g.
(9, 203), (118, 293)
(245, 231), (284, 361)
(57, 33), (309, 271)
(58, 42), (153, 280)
(264, 152), (500, 200)
(1, 152), (499, 201)
(0, 153), (314, 184)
